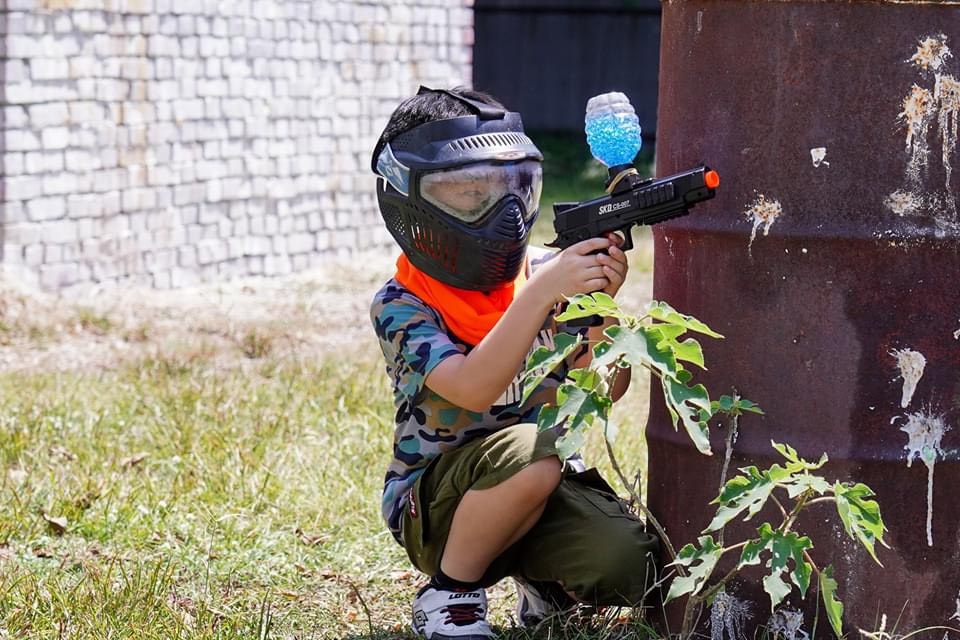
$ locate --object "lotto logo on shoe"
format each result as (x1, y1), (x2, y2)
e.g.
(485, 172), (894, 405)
(448, 592), (481, 600)
(413, 610), (428, 629)
(407, 488), (418, 518)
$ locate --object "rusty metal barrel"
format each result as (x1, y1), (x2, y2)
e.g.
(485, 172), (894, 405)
(647, 2), (960, 637)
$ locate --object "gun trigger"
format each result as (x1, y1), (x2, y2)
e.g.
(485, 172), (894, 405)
(620, 228), (634, 252)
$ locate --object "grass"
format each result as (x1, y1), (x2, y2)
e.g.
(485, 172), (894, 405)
(0, 134), (661, 639)
(0, 345), (655, 639)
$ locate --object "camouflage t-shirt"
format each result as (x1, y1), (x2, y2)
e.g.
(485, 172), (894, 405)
(370, 248), (588, 540)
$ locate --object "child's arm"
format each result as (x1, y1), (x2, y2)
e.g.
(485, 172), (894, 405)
(424, 237), (615, 412)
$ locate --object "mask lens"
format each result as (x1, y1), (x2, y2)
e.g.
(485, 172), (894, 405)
(420, 160), (542, 223)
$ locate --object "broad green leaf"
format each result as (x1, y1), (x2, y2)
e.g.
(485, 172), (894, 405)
(593, 340), (612, 360)
(646, 323), (687, 343)
(555, 384), (610, 435)
(645, 300), (724, 338)
(543, 381), (612, 457)
(661, 376), (712, 455)
(522, 333), (583, 404)
(716, 396), (736, 412)
(593, 325), (678, 380)
(737, 523), (813, 611)
(557, 292), (621, 322)
(820, 565), (844, 639)
(772, 441), (827, 472)
(784, 474), (833, 499)
(537, 379), (610, 457)
(536, 405), (559, 432)
(736, 399), (765, 415)
(646, 324), (706, 369)
(763, 573), (792, 612)
(739, 535), (766, 567)
(567, 367), (603, 392)
(712, 396), (766, 417)
(834, 482), (887, 565)
(673, 338), (706, 369)
(706, 465), (792, 531)
(664, 536), (722, 603)
(555, 428), (587, 460)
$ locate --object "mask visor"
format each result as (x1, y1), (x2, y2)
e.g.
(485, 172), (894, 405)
(419, 160), (543, 224)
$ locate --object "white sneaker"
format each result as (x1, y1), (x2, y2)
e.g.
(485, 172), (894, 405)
(514, 578), (577, 627)
(411, 583), (494, 639)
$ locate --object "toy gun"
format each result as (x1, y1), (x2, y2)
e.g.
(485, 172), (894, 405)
(547, 91), (719, 251)
(549, 92), (720, 326)
(547, 164), (720, 251)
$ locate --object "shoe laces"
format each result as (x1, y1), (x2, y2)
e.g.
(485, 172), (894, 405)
(442, 603), (484, 627)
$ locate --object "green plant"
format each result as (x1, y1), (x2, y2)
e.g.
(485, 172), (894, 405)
(74, 307), (114, 335)
(523, 293), (888, 639)
(239, 328), (273, 359)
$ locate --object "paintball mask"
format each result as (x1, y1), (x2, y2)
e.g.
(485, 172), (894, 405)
(373, 88), (544, 291)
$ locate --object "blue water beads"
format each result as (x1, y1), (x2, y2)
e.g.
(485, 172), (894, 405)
(584, 92), (642, 167)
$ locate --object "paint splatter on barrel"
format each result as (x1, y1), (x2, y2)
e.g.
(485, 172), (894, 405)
(649, 3), (960, 635)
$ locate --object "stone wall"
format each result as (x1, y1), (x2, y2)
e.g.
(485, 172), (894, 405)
(0, 0), (473, 292)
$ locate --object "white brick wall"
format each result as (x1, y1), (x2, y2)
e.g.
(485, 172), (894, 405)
(0, 0), (474, 292)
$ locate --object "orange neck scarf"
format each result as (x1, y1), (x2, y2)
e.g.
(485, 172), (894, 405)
(394, 254), (526, 346)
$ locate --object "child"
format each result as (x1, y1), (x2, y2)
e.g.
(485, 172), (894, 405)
(369, 86), (659, 639)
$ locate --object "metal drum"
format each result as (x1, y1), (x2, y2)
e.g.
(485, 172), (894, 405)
(648, 2), (960, 636)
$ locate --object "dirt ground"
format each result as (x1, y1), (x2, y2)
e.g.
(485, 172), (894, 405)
(0, 249), (652, 373)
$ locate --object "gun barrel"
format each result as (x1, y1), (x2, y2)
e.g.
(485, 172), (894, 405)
(548, 165), (718, 250)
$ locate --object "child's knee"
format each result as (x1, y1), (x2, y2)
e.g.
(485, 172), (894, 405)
(476, 423), (560, 475)
(444, 423), (561, 501)
(521, 456), (562, 498)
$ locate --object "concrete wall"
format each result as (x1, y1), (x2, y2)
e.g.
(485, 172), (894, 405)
(0, 0), (473, 293)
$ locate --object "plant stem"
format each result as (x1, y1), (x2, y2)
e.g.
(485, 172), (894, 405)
(602, 422), (682, 570)
(681, 594), (701, 640)
(771, 494), (790, 520)
(780, 492), (811, 536)
(677, 540), (752, 639)
(717, 389), (740, 548)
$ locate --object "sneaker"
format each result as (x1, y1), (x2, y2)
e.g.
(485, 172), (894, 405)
(514, 577), (577, 627)
(411, 583), (494, 639)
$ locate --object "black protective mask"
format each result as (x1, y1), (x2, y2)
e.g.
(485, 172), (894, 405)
(372, 89), (544, 291)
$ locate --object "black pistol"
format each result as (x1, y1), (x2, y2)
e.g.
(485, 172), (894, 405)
(547, 164), (720, 251)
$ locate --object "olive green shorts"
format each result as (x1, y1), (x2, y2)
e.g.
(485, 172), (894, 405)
(399, 423), (660, 606)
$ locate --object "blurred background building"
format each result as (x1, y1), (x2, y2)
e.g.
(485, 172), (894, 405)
(0, 0), (659, 292)
(474, 0), (659, 139)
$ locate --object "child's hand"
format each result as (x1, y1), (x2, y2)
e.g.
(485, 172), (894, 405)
(597, 232), (629, 298)
(527, 237), (612, 305)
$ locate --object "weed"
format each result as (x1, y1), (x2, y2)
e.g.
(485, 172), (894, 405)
(239, 328), (273, 359)
(74, 307), (113, 335)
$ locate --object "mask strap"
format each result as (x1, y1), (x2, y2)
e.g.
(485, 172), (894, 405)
(417, 85), (505, 120)
(375, 144), (410, 195)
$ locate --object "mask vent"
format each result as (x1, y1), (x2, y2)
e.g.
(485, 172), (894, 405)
(409, 221), (458, 272)
(479, 246), (523, 282)
(448, 132), (530, 152)
(381, 202), (408, 241)
(492, 202), (526, 240)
